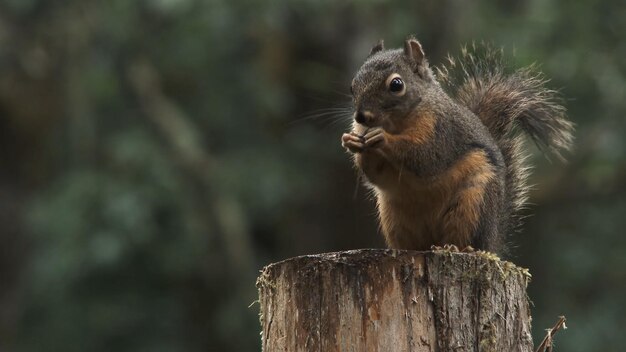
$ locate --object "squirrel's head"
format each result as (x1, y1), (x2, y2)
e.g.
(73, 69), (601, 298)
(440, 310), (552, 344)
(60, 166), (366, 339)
(350, 37), (437, 132)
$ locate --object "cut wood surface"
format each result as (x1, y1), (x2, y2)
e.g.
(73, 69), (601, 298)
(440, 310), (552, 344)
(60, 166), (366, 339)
(257, 249), (533, 352)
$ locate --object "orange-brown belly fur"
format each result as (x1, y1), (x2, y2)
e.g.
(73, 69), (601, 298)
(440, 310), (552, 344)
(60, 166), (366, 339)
(359, 149), (495, 250)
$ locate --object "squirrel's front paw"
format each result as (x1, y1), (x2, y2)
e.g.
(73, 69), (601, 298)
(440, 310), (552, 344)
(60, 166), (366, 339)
(363, 127), (385, 148)
(342, 132), (365, 153)
(363, 127), (386, 148)
(342, 127), (386, 153)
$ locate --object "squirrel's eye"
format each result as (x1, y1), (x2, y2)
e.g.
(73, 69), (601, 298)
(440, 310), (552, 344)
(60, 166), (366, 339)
(389, 77), (404, 93)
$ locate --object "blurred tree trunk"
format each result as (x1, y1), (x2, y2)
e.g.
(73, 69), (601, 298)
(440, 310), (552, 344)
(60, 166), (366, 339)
(257, 249), (533, 352)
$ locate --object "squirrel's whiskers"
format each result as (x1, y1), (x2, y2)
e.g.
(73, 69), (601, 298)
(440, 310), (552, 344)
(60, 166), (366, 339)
(290, 106), (352, 128)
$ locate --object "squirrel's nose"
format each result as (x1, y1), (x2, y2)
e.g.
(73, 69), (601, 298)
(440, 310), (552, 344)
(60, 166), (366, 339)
(355, 110), (374, 125)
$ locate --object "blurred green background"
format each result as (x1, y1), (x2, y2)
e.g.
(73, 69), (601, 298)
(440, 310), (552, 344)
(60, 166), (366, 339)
(0, 0), (624, 350)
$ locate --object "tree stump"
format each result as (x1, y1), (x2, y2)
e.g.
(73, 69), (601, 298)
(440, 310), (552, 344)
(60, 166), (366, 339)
(257, 249), (533, 352)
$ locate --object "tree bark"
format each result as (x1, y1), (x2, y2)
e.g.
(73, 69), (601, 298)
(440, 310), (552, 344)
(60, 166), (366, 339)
(257, 249), (533, 352)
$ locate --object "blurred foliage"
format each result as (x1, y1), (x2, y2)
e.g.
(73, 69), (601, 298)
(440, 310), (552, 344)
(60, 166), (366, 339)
(0, 0), (624, 351)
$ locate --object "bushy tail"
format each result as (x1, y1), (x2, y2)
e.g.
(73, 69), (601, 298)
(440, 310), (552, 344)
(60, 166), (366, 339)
(436, 44), (574, 234)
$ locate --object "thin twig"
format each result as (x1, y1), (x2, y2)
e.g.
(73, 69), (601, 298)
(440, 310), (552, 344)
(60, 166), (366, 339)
(534, 316), (567, 352)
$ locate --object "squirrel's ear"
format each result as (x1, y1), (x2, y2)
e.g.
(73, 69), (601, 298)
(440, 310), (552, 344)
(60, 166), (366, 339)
(404, 38), (427, 69)
(368, 40), (384, 57)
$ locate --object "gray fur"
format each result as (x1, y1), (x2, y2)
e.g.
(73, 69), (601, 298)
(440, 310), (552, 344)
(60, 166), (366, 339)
(437, 43), (574, 237)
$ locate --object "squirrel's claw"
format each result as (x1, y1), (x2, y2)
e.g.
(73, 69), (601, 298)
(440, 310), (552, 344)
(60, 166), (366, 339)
(342, 128), (385, 153)
(363, 127), (385, 148)
(431, 244), (461, 253)
(342, 133), (364, 153)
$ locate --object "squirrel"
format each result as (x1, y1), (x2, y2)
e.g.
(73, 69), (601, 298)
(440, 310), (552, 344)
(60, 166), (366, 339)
(341, 37), (573, 254)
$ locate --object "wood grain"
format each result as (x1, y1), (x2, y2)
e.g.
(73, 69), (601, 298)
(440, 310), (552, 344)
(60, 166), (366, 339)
(257, 249), (533, 352)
